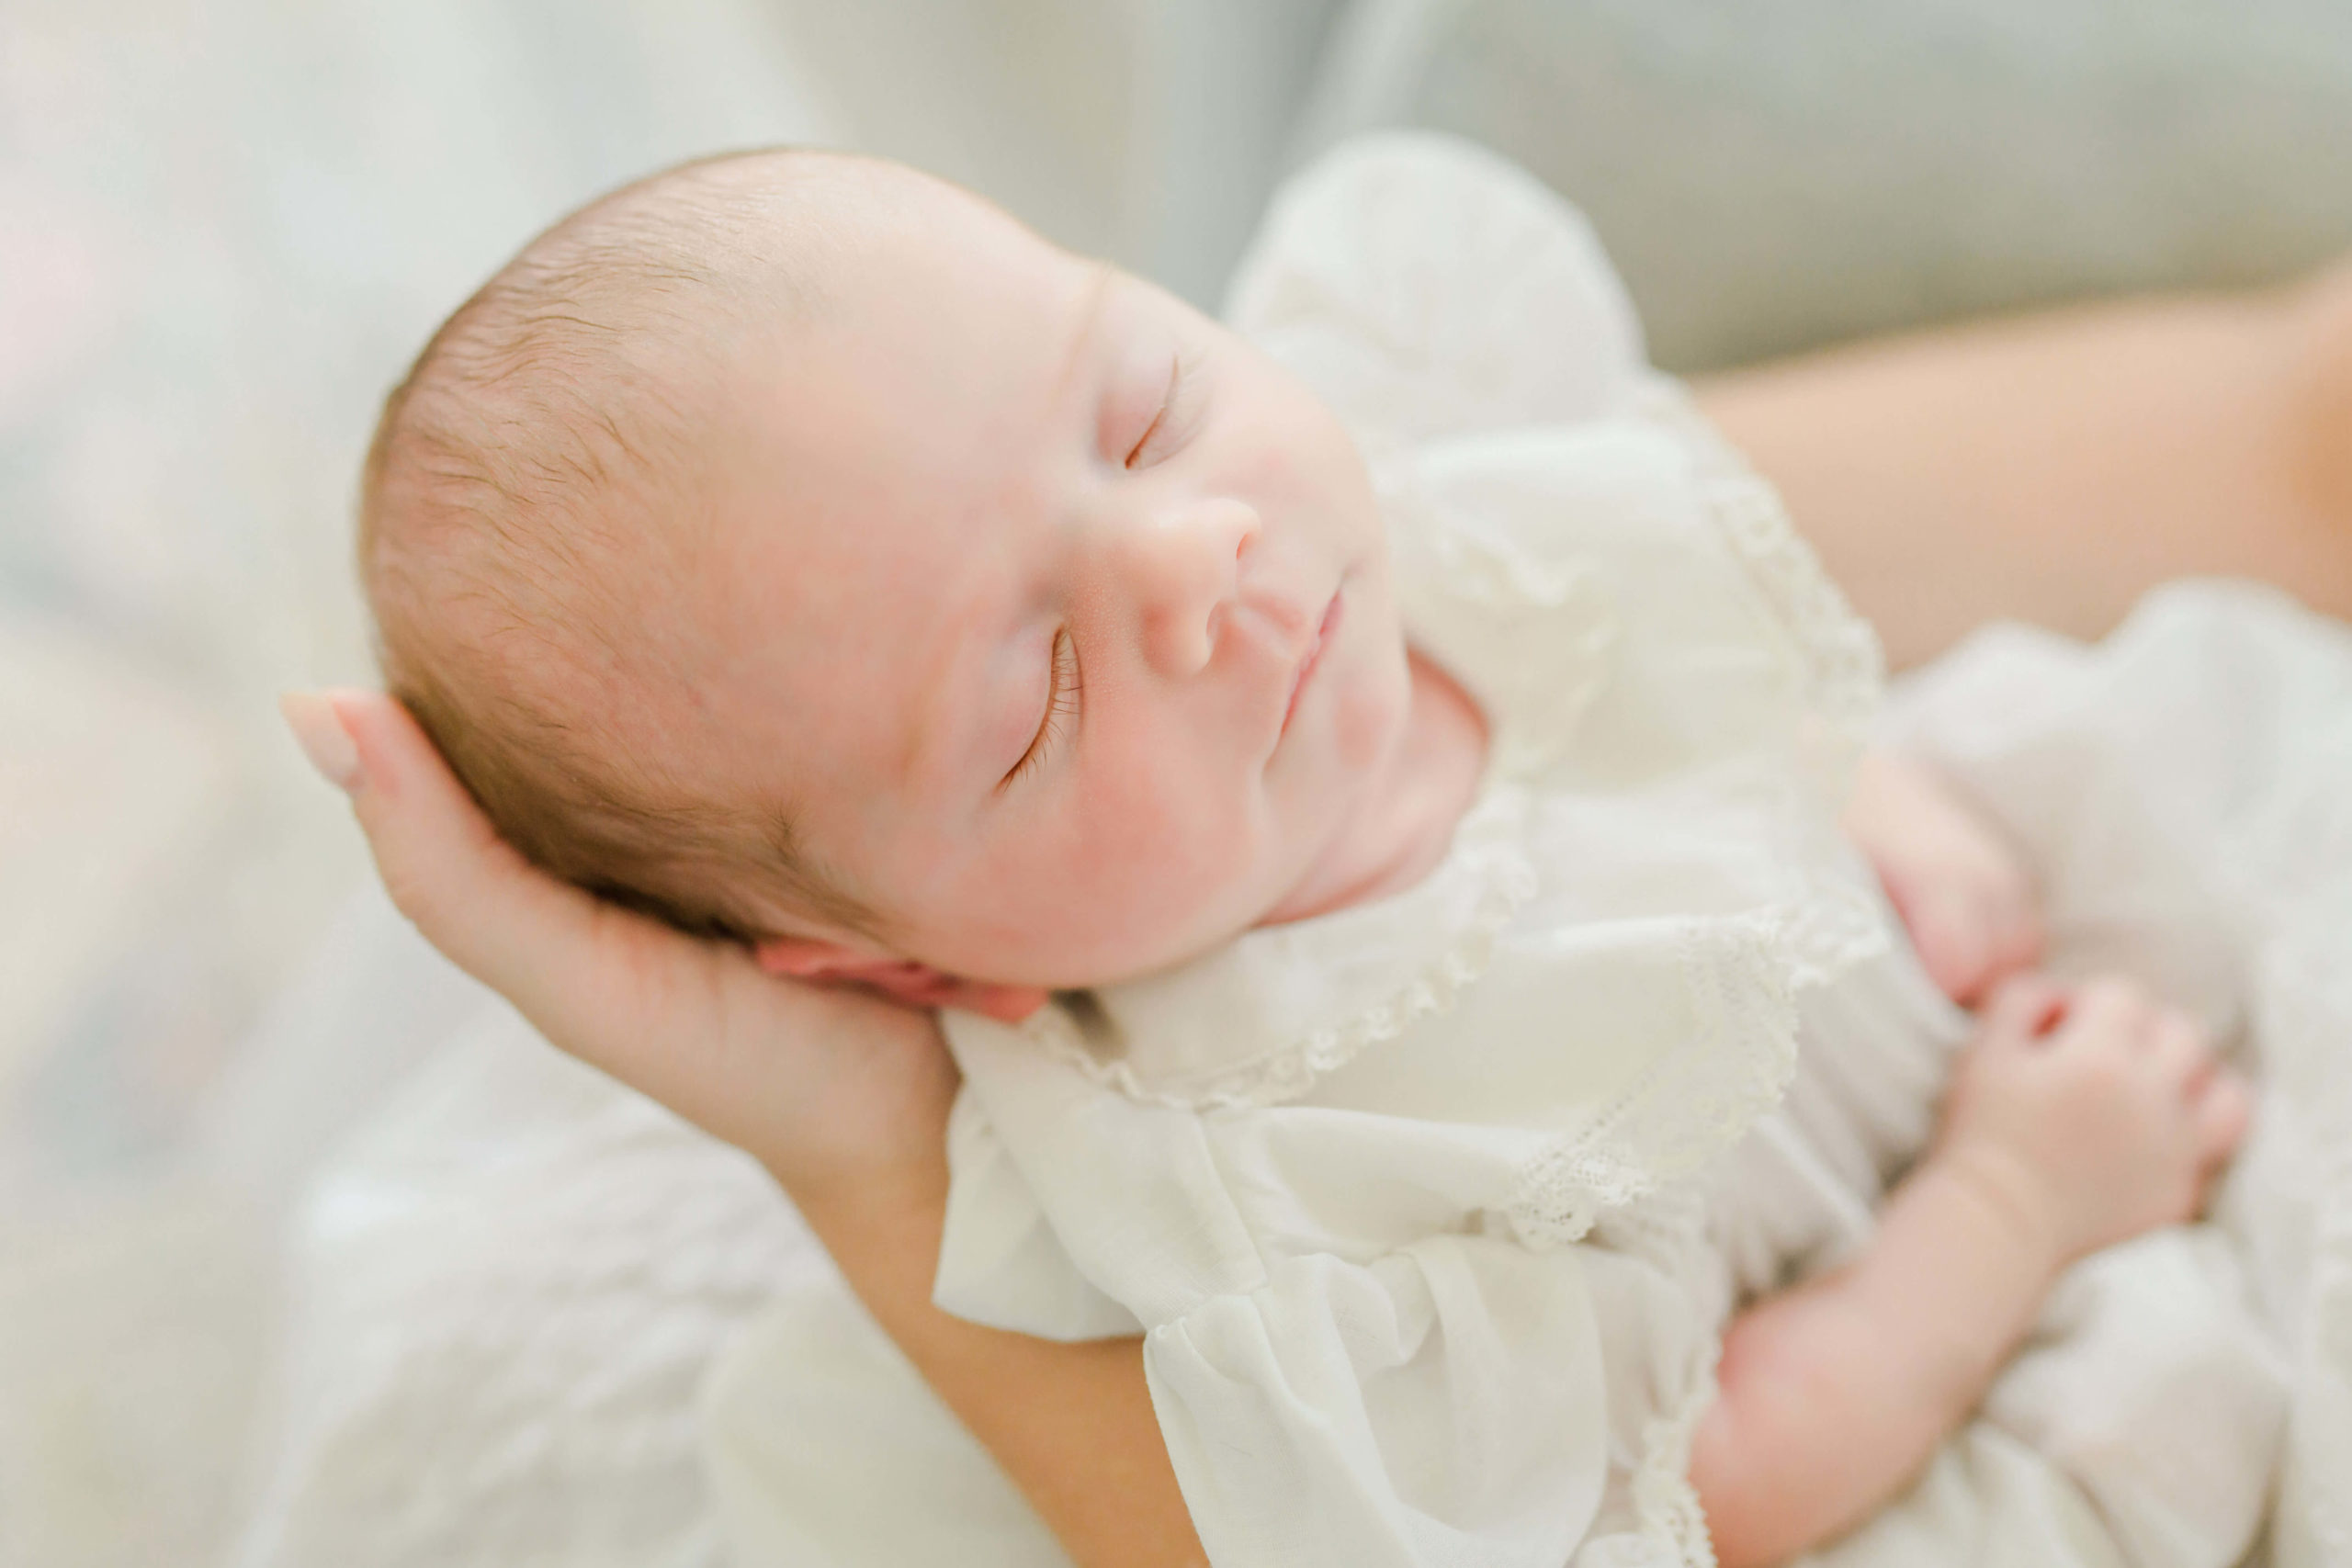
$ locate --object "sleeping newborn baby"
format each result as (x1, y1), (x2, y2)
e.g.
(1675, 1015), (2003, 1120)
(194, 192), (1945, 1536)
(362, 139), (2283, 1568)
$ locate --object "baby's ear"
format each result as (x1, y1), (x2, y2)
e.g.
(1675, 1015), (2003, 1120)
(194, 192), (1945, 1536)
(753, 938), (1049, 1023)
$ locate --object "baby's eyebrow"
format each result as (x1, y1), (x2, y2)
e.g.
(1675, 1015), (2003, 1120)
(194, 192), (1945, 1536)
(1055, 262), (1121, 406)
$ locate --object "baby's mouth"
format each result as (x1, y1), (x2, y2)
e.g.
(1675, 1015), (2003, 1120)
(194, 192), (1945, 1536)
(1280, 587), (1345, 739)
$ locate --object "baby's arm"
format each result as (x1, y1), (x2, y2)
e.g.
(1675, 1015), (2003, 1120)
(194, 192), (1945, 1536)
(1690, 976), (2249, 1567)
(815, 982), (2237, 1568)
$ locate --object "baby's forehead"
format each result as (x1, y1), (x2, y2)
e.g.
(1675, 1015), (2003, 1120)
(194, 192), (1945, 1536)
(533, 163), (1125, 782)
(702, 235), (1105, 536)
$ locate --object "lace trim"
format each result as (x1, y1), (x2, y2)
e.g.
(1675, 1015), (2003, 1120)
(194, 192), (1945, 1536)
(1022, 844), (1541, 1111)
(1375, 455), (1623, 784)
(1566, 1195), (1723, 1568)
(1634, 378), (1885, 787)
(1615, 1199), (1723, 1567)
(1499, 381), (1892, 1247)
(1508, 874), (1885, 1250)
(1507, 912), (1798, 1247)
(1629, 1338), (1725, 1568)
(1781, 872), (1889, 987)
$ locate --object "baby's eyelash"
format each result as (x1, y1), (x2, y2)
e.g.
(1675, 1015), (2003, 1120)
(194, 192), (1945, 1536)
(1005, 627), (1081, 786)
(1125, 354), (1191, 470)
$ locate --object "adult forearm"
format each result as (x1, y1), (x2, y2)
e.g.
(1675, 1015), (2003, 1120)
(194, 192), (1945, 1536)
(1696, 267), (2351, 671)
(1690, 1153), (2059, 1567)
(786, 1154), (1209, 1568)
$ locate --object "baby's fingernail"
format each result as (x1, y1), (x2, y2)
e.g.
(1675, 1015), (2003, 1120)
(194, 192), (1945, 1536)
(279, 690), (361, 792)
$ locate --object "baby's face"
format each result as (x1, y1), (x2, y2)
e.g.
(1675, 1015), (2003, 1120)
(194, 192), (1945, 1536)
(682, 175), (1408, 990)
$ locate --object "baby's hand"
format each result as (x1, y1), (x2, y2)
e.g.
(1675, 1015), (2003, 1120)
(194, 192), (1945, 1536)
(1935, 975), (2251, 1272)
(1843, 749), (2043, 1007)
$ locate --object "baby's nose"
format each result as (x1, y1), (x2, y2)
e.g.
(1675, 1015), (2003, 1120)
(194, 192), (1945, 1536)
(1131, 496), (1261, 677)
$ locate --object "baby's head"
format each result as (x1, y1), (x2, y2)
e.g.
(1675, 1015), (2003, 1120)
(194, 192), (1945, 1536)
(364, 149), (1408, 1015)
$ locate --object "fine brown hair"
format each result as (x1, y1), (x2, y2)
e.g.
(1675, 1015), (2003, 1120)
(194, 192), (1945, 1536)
(359, 148), (879, 942)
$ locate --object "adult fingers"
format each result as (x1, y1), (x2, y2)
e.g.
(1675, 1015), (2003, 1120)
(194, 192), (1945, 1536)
(283, 688), (727, 1074)
(286, 689), (967, 1201)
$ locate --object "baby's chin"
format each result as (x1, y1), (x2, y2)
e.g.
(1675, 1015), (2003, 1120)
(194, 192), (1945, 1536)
(978, 894), (1290, 993)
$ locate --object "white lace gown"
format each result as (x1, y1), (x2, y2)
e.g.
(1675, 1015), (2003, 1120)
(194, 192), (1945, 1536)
(242, 135), (2352, 1568)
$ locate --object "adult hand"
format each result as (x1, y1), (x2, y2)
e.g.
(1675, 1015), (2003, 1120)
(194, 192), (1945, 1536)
(286, 690), (1215, 1568)
(279, 688), (956, 1206)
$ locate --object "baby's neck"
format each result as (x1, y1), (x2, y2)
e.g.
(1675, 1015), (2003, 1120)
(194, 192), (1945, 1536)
(1257, 649), (1490, 928)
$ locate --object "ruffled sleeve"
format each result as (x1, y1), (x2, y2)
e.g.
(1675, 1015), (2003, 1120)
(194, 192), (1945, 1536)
(1228, 132), (1881, 807)
(1225, 131), (1648, 454)
(936, 1017), (1728, 1567)
(933, 1090), (1140, 1339)
(1146, 1240), (1611, 1567)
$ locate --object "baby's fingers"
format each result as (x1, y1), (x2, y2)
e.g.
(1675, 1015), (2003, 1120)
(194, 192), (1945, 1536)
(1979, 972), (2065, 1048)
(1890, 878), (1990, 1005)
(2059, 976), (2158, 1052)
(1984, 897), (2047, 994)
(2146, 1009), (2215, 1091)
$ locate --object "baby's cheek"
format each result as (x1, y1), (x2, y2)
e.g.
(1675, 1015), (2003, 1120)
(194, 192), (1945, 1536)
(1068, 774), (1262, 937)
(1335, 645), (1409, 767)
(1102, 784), (1250, 895)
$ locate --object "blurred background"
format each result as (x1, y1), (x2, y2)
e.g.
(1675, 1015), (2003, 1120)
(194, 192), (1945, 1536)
(6, 1), (2352, 1562)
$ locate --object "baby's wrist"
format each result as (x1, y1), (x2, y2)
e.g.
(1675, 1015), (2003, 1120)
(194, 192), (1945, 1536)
(1840, 1142), (2076, 1424)
(1916, 1140), (2074, 1283)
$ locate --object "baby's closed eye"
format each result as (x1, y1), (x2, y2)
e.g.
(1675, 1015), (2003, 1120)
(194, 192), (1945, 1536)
(1004, 625), (1081, 786)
